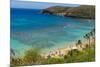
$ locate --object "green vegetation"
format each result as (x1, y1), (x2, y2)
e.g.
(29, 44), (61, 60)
(44, 58), (65, 64)
(10, 29), (95, 66)
(23, 48), (44, 65)
(10, 44), (95, 66)
(10, 48), (45, 66)
(64, 44), (95, 63)
(76, 40), (82, 47)
(42, 5), (95, 19)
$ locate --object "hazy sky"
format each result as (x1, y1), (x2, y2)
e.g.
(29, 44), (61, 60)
(11, 0), (80, 9)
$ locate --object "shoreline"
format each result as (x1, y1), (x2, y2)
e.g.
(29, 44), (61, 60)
(11, 28), (95, 59)
(41, 36), (95, 59)
(10, 28), (95, 65)
(11, 35), (95, 58)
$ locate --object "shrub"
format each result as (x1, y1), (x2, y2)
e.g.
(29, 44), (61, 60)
(23, 48), (44, 65)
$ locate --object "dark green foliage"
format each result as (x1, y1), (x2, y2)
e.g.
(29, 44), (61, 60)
(77, 40), (82, 44)
(64, 44), (95, 63)
(76, 40), (82, 47)
(45, 58), (65, 64)
(84, 28), (95, 46)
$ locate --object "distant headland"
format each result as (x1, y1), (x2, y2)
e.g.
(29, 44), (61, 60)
(41, 5), (95, 19)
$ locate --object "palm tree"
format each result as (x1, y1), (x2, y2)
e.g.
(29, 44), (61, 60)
(90, 31), (94, 42)
(86, 28), (95, 45)
(84, 33), (90, 45)
(76, 40), (82, 47)
(91, 28), (95, 42)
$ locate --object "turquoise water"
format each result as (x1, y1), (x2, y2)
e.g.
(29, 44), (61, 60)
(11, 8), (95, 55)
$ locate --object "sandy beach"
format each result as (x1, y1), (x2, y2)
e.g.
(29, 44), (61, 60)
(41, 36), (95, 59)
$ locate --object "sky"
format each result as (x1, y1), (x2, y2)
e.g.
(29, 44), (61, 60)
(11, 0), (80, 9)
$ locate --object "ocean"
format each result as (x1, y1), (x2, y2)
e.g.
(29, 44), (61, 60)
(10, 8), (95, 55)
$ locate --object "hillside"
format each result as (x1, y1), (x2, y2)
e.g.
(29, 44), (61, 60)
(42, 5), (95, 19)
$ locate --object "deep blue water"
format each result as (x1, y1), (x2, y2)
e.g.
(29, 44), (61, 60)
(10, 8), (95, 54)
